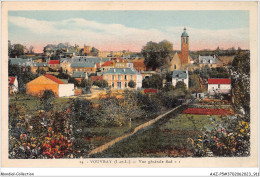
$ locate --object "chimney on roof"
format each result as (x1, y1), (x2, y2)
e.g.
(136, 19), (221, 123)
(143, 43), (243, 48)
(114, 69), (116, 72)
(123, 69), (125, 72)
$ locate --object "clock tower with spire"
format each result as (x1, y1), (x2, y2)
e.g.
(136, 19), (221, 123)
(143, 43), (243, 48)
(179, 27), (190, 64)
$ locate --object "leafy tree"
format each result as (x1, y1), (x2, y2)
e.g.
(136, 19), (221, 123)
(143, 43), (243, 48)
(91, 47), (99, 56)
(166, 72), (172, 82)
(85, 80), (92, 92)
(128, 80), (136, 88)
(142, 74), (163, 89)
(93, 80), (108, 88)
(8, 61), (37, 93)
(41, 90), (55, 112)
(36, 68), (46, 75)
(27, 45), (34, 54)
(141, 40), (173, 70)
(162, 82), (174, 92)
(10, 44), (25, 58)
(70, 98), (94, 124)
(68, 77), (79, 87)
(189, 74), (201, 92)
(231, 52), (250, 116)
(175, 81), (187, 90)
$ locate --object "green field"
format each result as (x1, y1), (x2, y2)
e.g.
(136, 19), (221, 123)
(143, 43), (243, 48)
(91, 113), (225, 158)
(9, 94), (71, 113)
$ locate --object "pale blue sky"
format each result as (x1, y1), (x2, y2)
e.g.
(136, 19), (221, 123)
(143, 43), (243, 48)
(8, 11), (249, 52)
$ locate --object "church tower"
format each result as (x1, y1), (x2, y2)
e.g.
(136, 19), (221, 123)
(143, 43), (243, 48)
(180, 27), (190, 64)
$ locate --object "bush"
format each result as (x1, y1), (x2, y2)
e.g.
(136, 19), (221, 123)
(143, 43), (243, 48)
(142, 74), (163, 89)
(93, 80), (108, 88)
(175, 81), (187, 90)
(41, 90), (55, 111)
(128, 80), (136, 88)
(162, 82), (174, 92)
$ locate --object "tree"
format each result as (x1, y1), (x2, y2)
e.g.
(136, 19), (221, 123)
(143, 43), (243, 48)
(85, 80), (92, 92)
(93, 80), (108, 88)
(10, 44), (25, 58)
(28, 45), (34, 54)
(231, 52), (250, 115)
(141, 40), (173, 70)
(162, 82), (174, 92)
(91, 47), (99, 56)
(41, 90), (55, 112)
(175, 81), (187, 90)
(165, 72), (172, 82)
(142, 75), (163, 89)
(8, 61), (37, 93)
(128, 80), (136, 88)
(189, 74), (201, 92)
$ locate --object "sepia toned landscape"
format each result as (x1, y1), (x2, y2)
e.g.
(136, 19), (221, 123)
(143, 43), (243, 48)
(8, 10), (250, 159)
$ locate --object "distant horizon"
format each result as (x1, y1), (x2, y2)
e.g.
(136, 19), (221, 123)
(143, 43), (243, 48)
(8, 10), (249, 53)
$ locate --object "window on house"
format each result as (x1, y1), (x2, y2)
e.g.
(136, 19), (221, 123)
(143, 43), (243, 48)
(118, 75), (121, 80)
(112, 82), (114, 88)
(130, 75), (133, 80)
(125, 75), (127, 80)
(182, 79), (184, 82)
(125, 82), (127, 88)
(174, 65), (176, 69)
(112, 75), (114, 80)
(106, 76), (109, 81)
(218, 84), (220, 88)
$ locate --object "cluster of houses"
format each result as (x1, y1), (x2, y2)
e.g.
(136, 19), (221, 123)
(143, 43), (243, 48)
(8, 28), (232, 98)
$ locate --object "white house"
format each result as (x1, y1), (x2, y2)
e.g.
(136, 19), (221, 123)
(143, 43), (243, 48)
(58, 84), (74, 97)
(208, 78), (231, 95)
(172, 70), (189, 88)
(8, 77), (18, 94)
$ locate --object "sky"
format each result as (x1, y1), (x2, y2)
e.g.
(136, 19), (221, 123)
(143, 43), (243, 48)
(8, 11), (249, 53)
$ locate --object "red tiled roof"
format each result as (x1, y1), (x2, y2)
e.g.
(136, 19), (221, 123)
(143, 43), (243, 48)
(8, 77), (16, 85)
(44, 74), (64, 84)
(144, 88), (158, 93)
(102, 61), (114, 67)
(208, 78), (231, 84)
(91, 76), (103, 82)
(133, 62), (146, 67)
(49, 60), (60, 64)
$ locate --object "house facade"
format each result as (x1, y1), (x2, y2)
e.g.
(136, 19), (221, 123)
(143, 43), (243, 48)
(71, 63), (96, 74)
(169, 52), (182, 71)
(9, 58), (32, 71)
(199, 55), (217, 68)
(30, 63), (49, 74)
(113, 58), (133, 69)
(103, 68), (142, 89)
(48, 60), (60, 71)
(26, 74), (74, 97)
(172, 70), (189, 88)
(208, 78), (231, 95)
(72, 71), (87, 83)
(60, 59), (72, 74)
